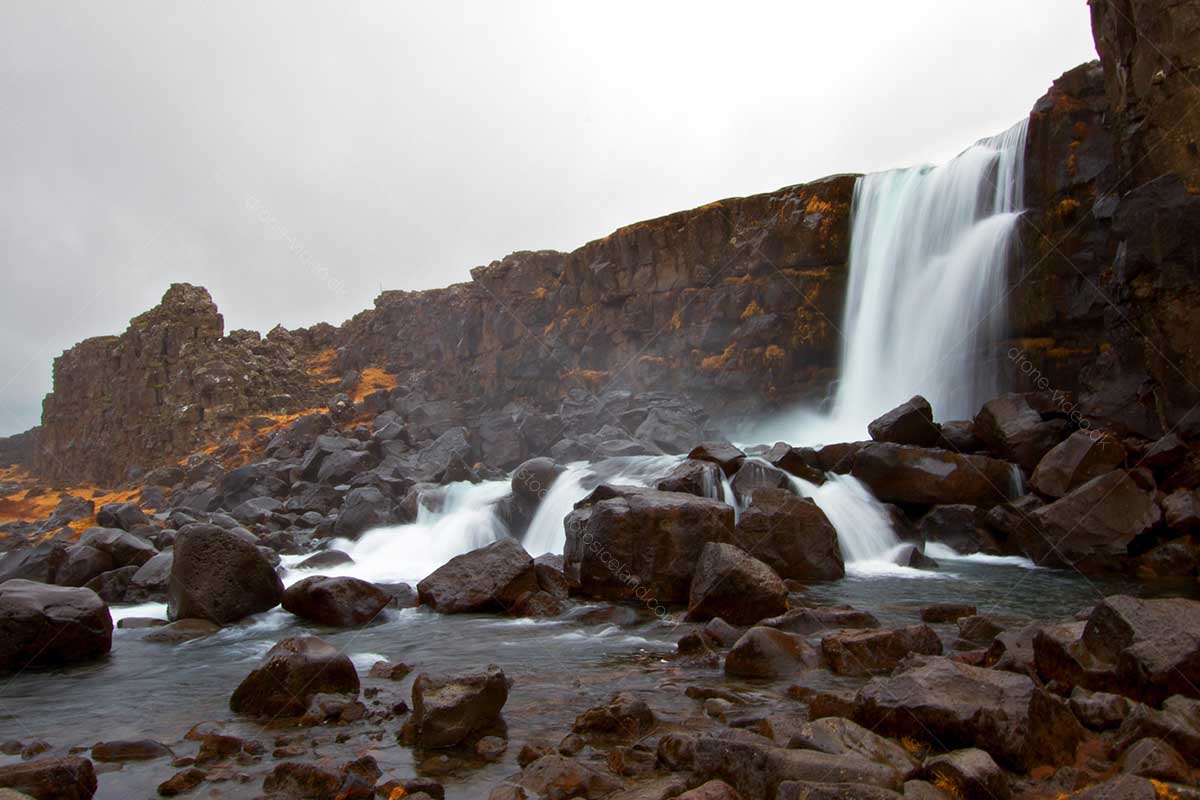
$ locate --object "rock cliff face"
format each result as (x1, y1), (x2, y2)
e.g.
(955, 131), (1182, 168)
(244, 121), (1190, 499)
(1011, 0), (1200, 438)
(34, 285), (334, 484)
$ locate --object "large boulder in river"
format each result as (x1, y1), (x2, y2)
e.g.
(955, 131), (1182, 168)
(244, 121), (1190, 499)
(729, 459), (793, 504)
(230, 636), (359, 718)
(688, 442), (747, 476)
(0, 756), (97, 800)
(1019, 471), (1160, 571)
(850, 443), (1018, 507)
(282, 576), (391, 627)
(0, 580), (113, 671)
(563, 487), (734, 603)
(687, 543), (786, 624)
(868, 395), (939, 447)
(726, 488), (844, 580)
(512, 457), (564, 504)
(1029, 431), (1125, 498)
(974, 393), (1071, 471)
(412, 663), (509, 748)
(417, 538), (537, 613)
(853, 656), (1084, 771)
(167, 524), (283, 624)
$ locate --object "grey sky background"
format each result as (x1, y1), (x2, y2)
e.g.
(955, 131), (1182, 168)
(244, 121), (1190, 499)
(0, 1), (1098, 436)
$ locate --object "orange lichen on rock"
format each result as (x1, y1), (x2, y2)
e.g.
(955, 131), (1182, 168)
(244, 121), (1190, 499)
(1056, 197), (1082, 221)
(764, 344), (786, 366)
(562, 369), (609, 390)
(804, 196), (835, 215)
(531, 286), (548, 300)
(701, 344), (736, 372)
(352, 367), (398, 403)
(740, 300), (764, 320)
(305, 348), (341, 384)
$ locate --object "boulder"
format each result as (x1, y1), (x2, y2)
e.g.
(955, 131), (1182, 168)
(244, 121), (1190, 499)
(517, 754), (624, 800)
(729, 460), (793, 504)
(229, 496), (282, 525)
(821, 625), (942, 676)
(726, 489), (844, 580)
(657, 459), (726, 500)
(853, 656), (1084, 771)
(572, 692), (655, 740)
(1115, 696), (1200, 763)
(974, 393), (1071, 471)
(417, 538), (537, 613)
(687, 543), (787, 625)
(764, 443), (826, 484)
(1029, 431), (1125, 498)
(55, 545), (115, 588)
(1022, 472), (1161, 571)
(167, 523), (283, 624)
(1069, 687), (1132, 730)
(0, 542), (67, 584)
(688, 442), (747, 477)
(125, 551), (173, 602)
(282, 576), (391, 626)
(1118, 737), (1190, 783)
(75, 527), (156, 567)
(867, 396), (939, 447)
(1071, 776), (1158, 799)
(95, 502), (149, 532)
(786, 717), (919, 778)
(920, 749), (1009, 800)
(333, 486), (392, 538)
(230, 636), (359, 718)
(725, 626), (822, 679)
(83, 566), (137, 603)
(920, 603), (976, 624)
(0, 757), (97, 800)
(143, 618), (220, 644)
(412, 664), (509, 748)
(296, 550), (354, 570)
(916, 505), (989, 554)
(563, 487), (733, 603)
(1163, 489), (1200, 533)
(850, 444), (1017, 507)
(1083, 594), (1200, 703)
(0, 580), (112, 671)
(511, 457), (564, 504)
(91, 739), (171, 762)
(761, 607), (880, 635)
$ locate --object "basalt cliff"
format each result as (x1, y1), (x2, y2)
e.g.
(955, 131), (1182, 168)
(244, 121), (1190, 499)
(5, 0), (1199, 488)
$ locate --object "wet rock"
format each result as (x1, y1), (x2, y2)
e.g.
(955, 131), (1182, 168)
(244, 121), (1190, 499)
(0, 757), (97, 800)
(776, 783), (900, 799)
(417, 538), (537, 613)
(563, 487), (733, 603)
(295, 550), (354, 570)
(956, 615), (1010, 647)
(895, 545), (937, 570)
(157, 767), (208, 797)
(727, 489), (844, 580)
(725, 626), (822, 679)
(91, 740), (170, 762)
(687, 543), (786, 625)
(116, 616), (166, 629)
(974, 393), (1071, 471)
(518, 741), (555, 768)
(517, 754), (624, 800)
(656, 459), (726, 500)
(0, 581), (112, 671)
(689, 442), (747, 477)
(230, 636), (359, 718)
(377, 582), (418, 608)
(143, 618), (221, 644)
(412, 664), (509, 748)
(762, 606), (880, 635)
(572, 692), (655, 741)
(1115, 696), (1200, 762)
(765, 443), (826, 485)
(1029, 431), (1125, 498)
(1083, 594), (1200, 703)
(729, 459), (793, 504)
(333, 486), (392, 539)
(853, 656), (1084, 771)
(55, 546), (115, 588)
(168, 524), (283, 624)
(368, 660), (411, 680)
(868, 396), (939, 447)
(920, 749), (1009, 800)
(920, 603), (976, 624)
(821, 625), (942, 676)
(262, 758), (379, 799)
(850, 443), (1017, 507)
(512, 590), (566, 618)
(606, 745), (657, 777)
(95, 502), (149, 532)
(83, 566), (138, 603)
(1163, 490), (1200, 533)
(512, 457), (564, 504)
(691, 731), (902, 798)
(0, 542), (67, 585)
(676, 780), (742, 800)
(125, 550), (172, 602)
(916, 505), (989, 554)
(787, 717), (919, 778)
(282, 576), (390, 627)
(75, 527), (156, 568)
(1068, 687), (1131, 730)
(1118, 737), (1191, 783)
(1020, 471), (1161, 571)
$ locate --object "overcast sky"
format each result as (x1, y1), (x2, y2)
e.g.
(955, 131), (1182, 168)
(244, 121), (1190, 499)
(0, 1), (1098, 436)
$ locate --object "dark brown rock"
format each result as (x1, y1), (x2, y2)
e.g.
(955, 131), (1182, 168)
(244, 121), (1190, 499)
(656, 459), (726, 499)
(412, 664), (509, 748)
(761, 606), (879, 635)
(167, 524), (282, 624)
(726, 488), (844, 581)
(417, 538), (537, 613)
(920, 603), (976, 624)
(0, 757), (97, 800)
(1029, 431), (1125, 498)
(230, 636), (359, 718)
(517, 754), (623, 800)
(91, 740), (171, 763)
(821, 625), (942, 676)
(687, 543), (786, 625)
(850, 443), (1018, 507)
(868, 396), (939, 447)
(920, 749), (1009, 800)
(143, 618), (220, 644)
(974, 393), (1071, 471)
(282, 576), (390, 627)
(0, 580), (112, 672)
(572, 692), (654, 740)
(725, 626), (822, 679)
(688, 442), (747, 477)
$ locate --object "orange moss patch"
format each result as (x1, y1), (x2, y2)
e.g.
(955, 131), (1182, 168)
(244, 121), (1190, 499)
(352, 367), (398, 403)
(305, 348), (341, 385)
(764, 344), (786, 366)
(701, 344), (736, 372)
(723, 274), (754, 286)
(562, 369), (610, 390)
(531, 286), (548, 301)
(740, 300), (764, 321)
(804, 196), (834, 215)
(1056, 197), (1081, 222)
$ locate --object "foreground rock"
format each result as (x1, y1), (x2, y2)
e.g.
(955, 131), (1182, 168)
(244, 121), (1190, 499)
(725, 488), (844, 580)
(516, 754), (624, 800)
(417, 538), (537, 613)
(687, 543), (787, 624)
(868, 396), (939, 447)
(854, 656), (1083, 770)
(167, 524), (283, 624)
(821, 625), (942, 676)
(230, 636), (359, 717)
(0, 756), (97, 800)
(725, 626), (822, 679)
(282, 575), (391, 626)
(411, 663), (509, 748)
(0, 580), (112, 672)
(849, 443), (1017, 507)
(564, 487), (734, 602)
(1028, 430), (1125, 498)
